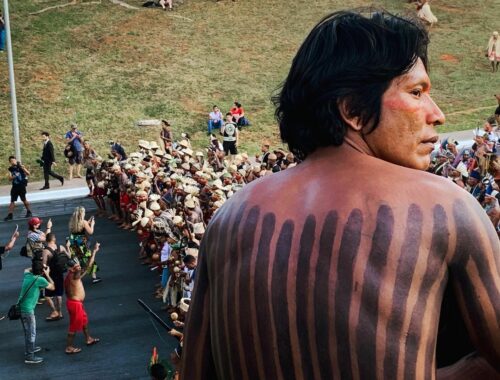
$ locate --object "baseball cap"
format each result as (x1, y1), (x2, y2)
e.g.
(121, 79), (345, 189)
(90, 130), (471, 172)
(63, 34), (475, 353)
(28, 217), (42, 226)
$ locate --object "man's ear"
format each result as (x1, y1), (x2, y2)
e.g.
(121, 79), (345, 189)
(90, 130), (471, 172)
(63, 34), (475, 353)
(338, 100), (363, 132)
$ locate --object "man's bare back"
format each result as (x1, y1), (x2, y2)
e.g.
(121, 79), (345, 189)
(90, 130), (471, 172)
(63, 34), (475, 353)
(181, 9), (500, 379)
(182, 146), (500, 379)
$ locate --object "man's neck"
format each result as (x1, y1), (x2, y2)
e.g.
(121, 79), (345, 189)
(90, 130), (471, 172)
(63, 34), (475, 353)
(47, 242), (56, 249)
(343, 129), (376, 157)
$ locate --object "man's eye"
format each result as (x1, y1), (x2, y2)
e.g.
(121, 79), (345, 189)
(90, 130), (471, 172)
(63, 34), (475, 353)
(411, 89), (422, 98)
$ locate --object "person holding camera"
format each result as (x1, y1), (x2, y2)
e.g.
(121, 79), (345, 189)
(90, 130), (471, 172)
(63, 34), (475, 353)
(4, 156), (32, 221)
(40, 131), (64, 190)
(18, 260), (55, 364)
(68, 207), (101, 284)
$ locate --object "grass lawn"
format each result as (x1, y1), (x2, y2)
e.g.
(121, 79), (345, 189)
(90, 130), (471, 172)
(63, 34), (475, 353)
(0, 0), (498, 181)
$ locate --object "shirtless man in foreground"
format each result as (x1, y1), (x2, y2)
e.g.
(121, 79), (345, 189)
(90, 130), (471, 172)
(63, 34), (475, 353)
(64, 242), (100, 354)
(182, 10), (500, 380)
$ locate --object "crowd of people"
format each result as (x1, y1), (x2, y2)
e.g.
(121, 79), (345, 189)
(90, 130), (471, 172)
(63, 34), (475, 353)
(429, 114), (500, 231)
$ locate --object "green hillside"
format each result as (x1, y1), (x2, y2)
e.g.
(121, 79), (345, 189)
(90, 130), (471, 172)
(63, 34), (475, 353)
(0, 0), (498, 180)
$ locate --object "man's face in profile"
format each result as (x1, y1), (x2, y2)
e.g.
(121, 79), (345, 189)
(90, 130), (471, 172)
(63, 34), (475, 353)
(364, 59), (445, 170)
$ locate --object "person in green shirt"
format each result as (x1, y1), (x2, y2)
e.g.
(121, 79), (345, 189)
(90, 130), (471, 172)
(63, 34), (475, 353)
(19, 260), (54, 364)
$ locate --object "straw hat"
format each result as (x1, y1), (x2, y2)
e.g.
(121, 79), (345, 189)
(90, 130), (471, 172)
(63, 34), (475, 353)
(138, 140), (150, 150)
(193, 223), (205, 235)
(179, 298), (190, 313)
(150, 202), (161, 211)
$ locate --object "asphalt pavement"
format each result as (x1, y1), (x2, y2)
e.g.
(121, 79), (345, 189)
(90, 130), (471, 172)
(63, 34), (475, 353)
(0, 201), (177, 380)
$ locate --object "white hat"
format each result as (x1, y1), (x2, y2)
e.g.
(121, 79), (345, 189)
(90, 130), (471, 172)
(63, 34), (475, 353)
(183, 148), (193, 157)
(150, 202), (161, 211)
(172, 215), (183, 225)
(186, 247), (199, 258)
(193, 223), (205, 235)
(144, 209), (154, 218)
(195, 151), (204, 157)
(149, 194), (161, 202)
(185, 199), (196, 209)
(149, 141), (159, 150)
(178, 140), (189, 148)
(132, 217), (150, 227)
(179, 298), (191, 313)
(181, 163), (190, 171)
(138, 140), (150, 149)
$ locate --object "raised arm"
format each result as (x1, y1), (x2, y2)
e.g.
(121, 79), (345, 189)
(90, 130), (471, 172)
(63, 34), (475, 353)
(81, 242), (100, 278)
(449, 198), (500, 373)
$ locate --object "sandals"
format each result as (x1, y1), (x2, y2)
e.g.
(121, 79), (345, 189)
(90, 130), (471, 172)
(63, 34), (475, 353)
(65, 347), (82, 355)
(46, 315), (63, 322)
(86, 338), (100, 346)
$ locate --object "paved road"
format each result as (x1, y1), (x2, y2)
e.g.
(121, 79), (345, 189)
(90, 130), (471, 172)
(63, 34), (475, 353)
(0, 201), (176, 380)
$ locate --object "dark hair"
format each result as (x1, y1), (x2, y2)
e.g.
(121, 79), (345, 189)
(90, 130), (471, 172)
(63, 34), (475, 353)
(32, 259), (44, 275)
(234, 102), (242, 108)
(487, 116), (496, 125)
(46, 232), (55, 243)
(41, 131), (50, 137)
(183, 254), (196, 264)
(226, 112), (232, 117)
(150, 363), (167, 380)
(213, 105), (218, 109)
(8, 155), (15, 161)
(273, 9), (429, 160)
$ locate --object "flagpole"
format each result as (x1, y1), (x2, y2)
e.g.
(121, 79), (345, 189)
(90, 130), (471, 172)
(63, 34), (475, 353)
(2, 0), (21, 161)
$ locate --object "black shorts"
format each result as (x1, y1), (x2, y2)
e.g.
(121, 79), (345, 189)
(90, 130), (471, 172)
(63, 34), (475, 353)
(45, 271), (64, 297)
(10, 185), (27, 203)
(223, 141), (237, 155)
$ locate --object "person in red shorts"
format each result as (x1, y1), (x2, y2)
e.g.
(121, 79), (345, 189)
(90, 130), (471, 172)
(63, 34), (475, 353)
(64, 242), (100, 354)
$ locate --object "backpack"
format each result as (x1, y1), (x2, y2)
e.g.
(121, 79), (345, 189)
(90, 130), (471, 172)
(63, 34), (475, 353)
(46, 246), (69, 273)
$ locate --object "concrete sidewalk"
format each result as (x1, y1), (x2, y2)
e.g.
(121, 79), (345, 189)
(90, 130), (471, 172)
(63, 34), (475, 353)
(0, 177), (89, 207)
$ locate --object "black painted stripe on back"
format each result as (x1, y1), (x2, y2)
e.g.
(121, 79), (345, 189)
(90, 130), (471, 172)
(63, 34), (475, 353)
(404, 205), (449, 380)
(254, 213), (278, 379)
(314, 211), (338, 380)
(295, 215), (317, 379)
(225, 202), (247, 380)
(217, 203), (245, 379)
(452, 201), (500, 324)
(271, 220), (296, 380)
(334, 209), (364, 379)
(208, 217), (226, 377)
(356, 205), (394, 379)
(384, 204), (424, 379)
(237, 206), (261, 380)
(213, 209), (233, 379)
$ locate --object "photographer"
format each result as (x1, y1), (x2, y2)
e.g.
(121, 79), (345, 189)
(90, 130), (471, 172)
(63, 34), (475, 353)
(18, 260), (55, 364)
(4, 156), (32, 221)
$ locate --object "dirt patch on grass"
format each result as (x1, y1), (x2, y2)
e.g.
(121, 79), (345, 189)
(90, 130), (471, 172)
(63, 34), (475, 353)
(440, 54), (459, 63)
(29, 67), (63, 102)
(433, 4), (465, 13)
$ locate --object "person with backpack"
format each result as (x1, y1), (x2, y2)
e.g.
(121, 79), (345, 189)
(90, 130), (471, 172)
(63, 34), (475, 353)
(4, 156), (32, 221)
(42, 233), (71, 321)
(18, 260), (55, 364)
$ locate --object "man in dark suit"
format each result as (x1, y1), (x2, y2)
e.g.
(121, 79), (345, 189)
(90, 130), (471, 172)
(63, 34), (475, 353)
(40, 131), (64, 190)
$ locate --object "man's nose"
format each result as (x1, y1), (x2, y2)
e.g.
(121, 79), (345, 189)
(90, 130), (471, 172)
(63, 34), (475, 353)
(427, 96), (445, 127)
